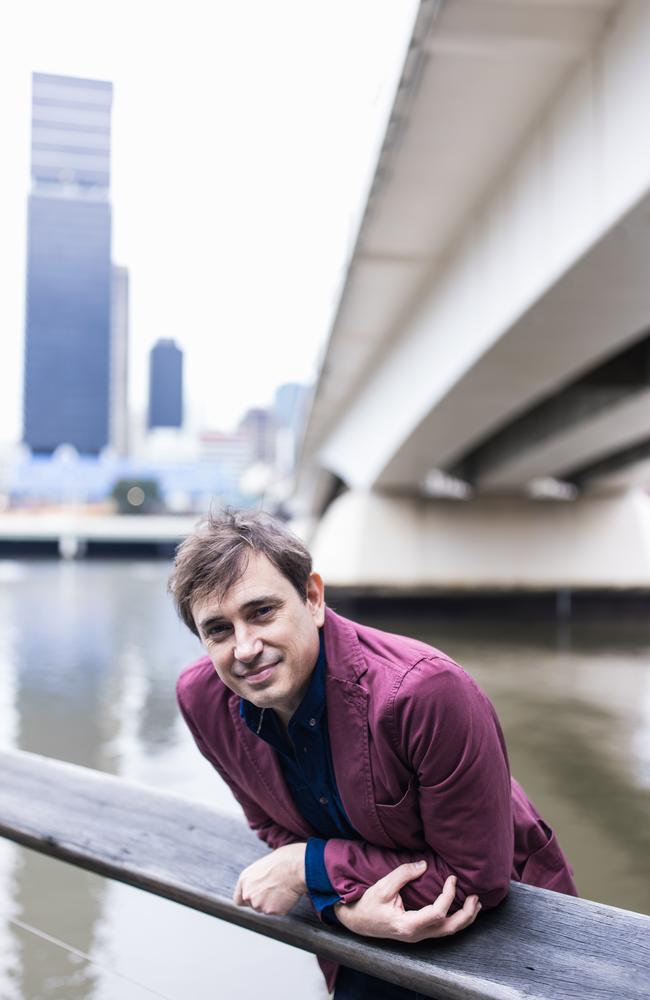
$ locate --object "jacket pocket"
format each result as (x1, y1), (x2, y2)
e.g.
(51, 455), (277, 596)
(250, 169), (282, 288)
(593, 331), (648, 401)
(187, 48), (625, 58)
(375, 777), (423, 848)
(376, 775), (417, 811)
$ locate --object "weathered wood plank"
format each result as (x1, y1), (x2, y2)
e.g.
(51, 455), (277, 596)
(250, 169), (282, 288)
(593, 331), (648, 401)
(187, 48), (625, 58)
(0, 749), (648, 999)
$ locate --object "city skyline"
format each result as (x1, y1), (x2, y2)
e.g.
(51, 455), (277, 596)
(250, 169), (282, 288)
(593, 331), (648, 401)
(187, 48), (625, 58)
(0, 0), (418, 446)
(4, 378), (314, 513)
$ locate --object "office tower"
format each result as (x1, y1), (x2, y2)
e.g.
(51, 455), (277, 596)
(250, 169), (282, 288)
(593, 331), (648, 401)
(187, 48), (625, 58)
(23, 72), (113, 455)
(239, 407), (275, 464)
(199, 429), (253, 483)
(110, 265), (129, 455)
(148, 339), (183, 429)
(273, 382), (311, 475)
(273, 383), (311, 434)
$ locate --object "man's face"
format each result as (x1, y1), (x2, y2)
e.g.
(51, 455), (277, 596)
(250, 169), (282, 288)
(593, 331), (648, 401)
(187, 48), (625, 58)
(192, 551), (325, 723)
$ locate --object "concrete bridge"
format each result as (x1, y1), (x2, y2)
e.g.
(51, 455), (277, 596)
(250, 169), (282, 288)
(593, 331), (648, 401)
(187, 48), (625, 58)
(296, 0), (650, 591)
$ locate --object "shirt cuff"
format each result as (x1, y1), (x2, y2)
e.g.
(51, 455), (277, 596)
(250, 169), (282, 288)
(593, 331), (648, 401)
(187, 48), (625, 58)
(305, 838), (341, 923)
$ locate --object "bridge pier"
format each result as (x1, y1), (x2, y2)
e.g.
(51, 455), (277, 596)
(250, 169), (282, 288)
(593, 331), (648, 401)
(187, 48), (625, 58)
(306, 488), (650, 591)
(58, 534), (87, 560)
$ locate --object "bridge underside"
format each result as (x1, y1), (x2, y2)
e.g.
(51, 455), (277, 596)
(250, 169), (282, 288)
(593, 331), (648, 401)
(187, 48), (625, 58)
(297, 0), (650, 589)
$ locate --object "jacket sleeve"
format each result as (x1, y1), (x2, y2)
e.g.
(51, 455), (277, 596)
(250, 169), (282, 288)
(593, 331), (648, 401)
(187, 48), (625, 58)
(324, 659), (514, 912)
(177, 687), (300, 852)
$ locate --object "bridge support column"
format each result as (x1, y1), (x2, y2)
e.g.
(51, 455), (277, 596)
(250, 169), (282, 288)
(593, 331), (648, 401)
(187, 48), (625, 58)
(309, 489), (650, 591)
(58, 535), (88, 560)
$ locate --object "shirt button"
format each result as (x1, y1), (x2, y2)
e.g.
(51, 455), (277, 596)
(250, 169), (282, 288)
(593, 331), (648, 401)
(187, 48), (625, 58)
(303, 746), (308, 753)
(319, 796), (328, 806)
(308, 718), (317, 727)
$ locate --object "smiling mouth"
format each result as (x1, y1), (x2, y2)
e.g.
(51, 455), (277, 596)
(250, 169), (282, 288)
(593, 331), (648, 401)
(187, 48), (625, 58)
(242, 661), (280, 685)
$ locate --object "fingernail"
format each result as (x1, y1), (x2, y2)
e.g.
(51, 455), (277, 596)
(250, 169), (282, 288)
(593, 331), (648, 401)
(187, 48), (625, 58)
(417, 860), (427, 868)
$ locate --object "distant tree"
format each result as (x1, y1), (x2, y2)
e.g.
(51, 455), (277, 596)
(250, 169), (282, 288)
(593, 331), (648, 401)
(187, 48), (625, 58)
(111, 478), (162, 515)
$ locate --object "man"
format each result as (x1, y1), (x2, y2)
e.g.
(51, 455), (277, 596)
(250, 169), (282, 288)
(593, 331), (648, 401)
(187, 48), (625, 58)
(171, 511), (576, 999)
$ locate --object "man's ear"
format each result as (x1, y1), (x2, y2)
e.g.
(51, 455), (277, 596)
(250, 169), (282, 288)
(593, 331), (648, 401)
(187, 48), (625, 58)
(306, 572), (325, 627)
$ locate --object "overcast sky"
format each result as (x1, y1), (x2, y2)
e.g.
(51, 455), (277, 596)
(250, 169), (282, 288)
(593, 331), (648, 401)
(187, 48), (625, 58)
(0, 0), (418, 446)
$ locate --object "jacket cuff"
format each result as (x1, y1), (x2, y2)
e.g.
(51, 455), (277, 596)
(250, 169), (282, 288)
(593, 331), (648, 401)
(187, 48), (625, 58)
(305, 838), (341, 923)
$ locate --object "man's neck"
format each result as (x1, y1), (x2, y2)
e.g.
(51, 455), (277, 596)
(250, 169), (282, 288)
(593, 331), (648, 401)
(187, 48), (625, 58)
(273, 674), (312, 731)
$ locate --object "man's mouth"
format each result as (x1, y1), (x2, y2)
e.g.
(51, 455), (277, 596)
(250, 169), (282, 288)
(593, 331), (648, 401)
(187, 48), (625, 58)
(241, 660), (280, 685)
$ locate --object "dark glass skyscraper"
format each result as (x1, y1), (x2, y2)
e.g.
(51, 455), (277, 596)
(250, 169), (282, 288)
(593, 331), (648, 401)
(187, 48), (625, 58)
(23, 73), (113, 455)
(148, 339), (183, 429)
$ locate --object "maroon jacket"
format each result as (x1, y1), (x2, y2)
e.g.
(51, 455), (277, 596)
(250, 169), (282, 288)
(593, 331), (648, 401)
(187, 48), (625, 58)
(177, 607), (577, 988)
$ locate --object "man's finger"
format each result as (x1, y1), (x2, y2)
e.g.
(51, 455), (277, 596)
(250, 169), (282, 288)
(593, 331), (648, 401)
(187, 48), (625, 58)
(233, 876), (245, 906)
(429, 896), (481, 938)
(398, 902), (447, 938)
(398, 889), (477, 940)
(421, 895), (481, 941)
(431, 874), (457, 917)
(394, 872), (457, 924)
(374, 860), (428, 900)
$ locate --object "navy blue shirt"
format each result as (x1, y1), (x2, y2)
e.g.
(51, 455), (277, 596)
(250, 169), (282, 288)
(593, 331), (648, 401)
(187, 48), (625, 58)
(240, 634), (358, 917)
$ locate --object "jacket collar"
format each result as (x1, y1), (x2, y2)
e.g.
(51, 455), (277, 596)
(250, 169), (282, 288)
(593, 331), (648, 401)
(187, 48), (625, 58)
(321, 606), (368, 683)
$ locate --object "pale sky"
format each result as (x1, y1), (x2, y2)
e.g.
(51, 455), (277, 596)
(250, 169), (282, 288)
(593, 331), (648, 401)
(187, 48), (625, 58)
(0, 0), (418, 445)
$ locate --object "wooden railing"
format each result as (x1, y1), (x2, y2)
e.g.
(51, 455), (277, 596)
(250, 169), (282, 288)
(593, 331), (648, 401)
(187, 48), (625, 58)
(1, 749), (649, 999)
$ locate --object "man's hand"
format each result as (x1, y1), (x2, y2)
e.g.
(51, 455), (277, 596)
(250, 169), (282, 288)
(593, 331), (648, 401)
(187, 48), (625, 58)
(233, 842), (307, 916)
(333, 862), (481, 943)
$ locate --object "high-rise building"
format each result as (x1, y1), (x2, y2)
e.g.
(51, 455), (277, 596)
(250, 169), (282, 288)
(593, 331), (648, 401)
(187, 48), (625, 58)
(273, 382), (311, 475)
(23, 72), (113, 455)
(109, 265), (129, 456)
(148, 339), (183, 429)
(198, 430), (252, 483)
(239, 407), (275, 464)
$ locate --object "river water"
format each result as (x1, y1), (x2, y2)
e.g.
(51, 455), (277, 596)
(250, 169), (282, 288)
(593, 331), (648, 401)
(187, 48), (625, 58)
(0, 560), (649, 1000)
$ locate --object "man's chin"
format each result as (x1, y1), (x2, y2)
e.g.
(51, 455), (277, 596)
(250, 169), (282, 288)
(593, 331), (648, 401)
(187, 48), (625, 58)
(245, 678), (282, 707)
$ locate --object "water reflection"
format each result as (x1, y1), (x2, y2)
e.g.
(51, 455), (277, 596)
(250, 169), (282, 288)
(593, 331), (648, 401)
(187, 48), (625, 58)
(14, 854), (101, 1000)
(0, 562), (649, 999)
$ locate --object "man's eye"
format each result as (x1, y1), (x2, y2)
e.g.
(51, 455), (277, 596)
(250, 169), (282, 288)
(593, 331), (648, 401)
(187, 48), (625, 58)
(254, 606), (274, 618)
(207, 625), (230, 640)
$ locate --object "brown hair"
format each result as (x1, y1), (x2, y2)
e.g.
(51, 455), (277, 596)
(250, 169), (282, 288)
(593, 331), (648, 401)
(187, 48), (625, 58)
(168, 509), (313, 636)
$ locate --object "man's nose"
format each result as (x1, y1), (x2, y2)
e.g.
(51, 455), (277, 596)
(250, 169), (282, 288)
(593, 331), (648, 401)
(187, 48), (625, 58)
(233, 627), (263, 664)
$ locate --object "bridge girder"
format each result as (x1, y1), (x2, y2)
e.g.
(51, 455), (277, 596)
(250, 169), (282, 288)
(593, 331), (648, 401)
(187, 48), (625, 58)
(298, 0), (650, 512)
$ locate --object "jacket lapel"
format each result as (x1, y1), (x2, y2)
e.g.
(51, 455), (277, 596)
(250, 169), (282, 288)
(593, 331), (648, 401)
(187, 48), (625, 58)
(227, 698), (313, 838)
(323, 609), (390, 846)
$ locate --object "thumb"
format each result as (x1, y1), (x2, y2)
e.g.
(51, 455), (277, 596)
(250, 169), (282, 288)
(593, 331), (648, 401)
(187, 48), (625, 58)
(375, 860), (427, 900)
